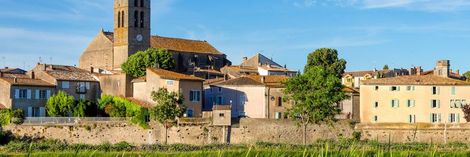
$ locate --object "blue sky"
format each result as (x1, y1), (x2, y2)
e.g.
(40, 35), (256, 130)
(1, 0), (470, 73)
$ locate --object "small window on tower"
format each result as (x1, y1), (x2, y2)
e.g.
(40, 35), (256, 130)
(134, 0), (138, 7)
(140, 0), (144, 7)
(140, 12), (144, 28)
(134, 11), (139, 27)
(118, 11), (121, 28)
(121, 11), (125, 27)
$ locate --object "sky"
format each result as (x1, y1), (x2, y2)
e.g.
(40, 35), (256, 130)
(1, 0), (470, 73)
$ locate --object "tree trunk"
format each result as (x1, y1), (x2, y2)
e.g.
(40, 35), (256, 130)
(165, 127), (168, 145)
(303, 124), (307, 145)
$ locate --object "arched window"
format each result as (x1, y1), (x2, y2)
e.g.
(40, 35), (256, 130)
(118, 11), (121, 28)
(121, 11), (125, 27)
(134, 0), (138, 7)
(140, 11), (144, 28)
(140, 0), (144, 7)
(134, 10), (139, 27)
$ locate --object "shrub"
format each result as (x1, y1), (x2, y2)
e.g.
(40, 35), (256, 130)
(352, 131), (362, 141)
(98, 95), (149, 128)
(0, 109), (11, 126)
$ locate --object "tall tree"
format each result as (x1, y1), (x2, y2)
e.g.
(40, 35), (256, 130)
(383, 64), (390, 70)
(305, 48), (347, 78)
(46, 91), (75, 117)
(463, 71), (470, 82)
(150, 88), (185, 144)
(122, 48), (175, 77)
(285, 48), (347, 145)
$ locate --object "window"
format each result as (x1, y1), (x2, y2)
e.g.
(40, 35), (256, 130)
(451, 86), (456, 95)
(391, 99), (399, 108)
(449, 113), (458, 123)
(140, 11), (144, 28)
(216, 96), (223, 105)
(19, 89), (27, 99)
(450, 99), (466, 108)
(432, 86), (439, 95)
(39, 90), (47, 99)
(134, 10), (139, 27)
(375, 86), (379, 91)
(430, 113), (441, 123)
(140, 0), (144, 7)
(189, 90), (201, 102)
(390, 86), (400, 91)
(166, 80), (174, 86)
(62, 81), (70, 89)
(218, 87), (222, 92)
(277, 97), (283, 107)
(186, 109), (193, 117)
(118, 11), (121, 28)
(121, 11), (125, 27)
(431, 99), (440, 108)
(407, 99), (415, 107)
(77, 82), (86, 93)
(79, 94), (85, 100)
(374, 102), (379, 108)
(373, 115), (378, 122)
(408, 115), (416, 123)
(406, 86), (415, 91)
(134, 0), (138, 7)
(219, 113), (225, 117)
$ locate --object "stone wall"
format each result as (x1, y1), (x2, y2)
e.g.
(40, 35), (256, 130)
(357, 123), (470, 144)
(3, 119), (355, 145)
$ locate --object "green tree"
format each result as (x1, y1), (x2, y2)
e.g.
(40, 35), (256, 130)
(149, 88), (185, 144)
(285, 49), (348, 145)
(305, 48), (347, 78)
(121, 48), (175, 77)
(463, 71), (470, 82)
(46, 91), (75, 117)
(74, 100), (98, 117)
(383, 64), (390, 70)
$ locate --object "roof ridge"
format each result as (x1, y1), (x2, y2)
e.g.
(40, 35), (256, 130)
(153, 35), (208, 43)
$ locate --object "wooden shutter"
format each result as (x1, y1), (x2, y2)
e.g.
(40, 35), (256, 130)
(27, 89), (31, 99)
(14, 89), (19, 99)
(35, 90), (39, 100)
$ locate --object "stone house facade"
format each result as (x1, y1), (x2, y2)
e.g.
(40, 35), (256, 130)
(132, 68), (204, 117)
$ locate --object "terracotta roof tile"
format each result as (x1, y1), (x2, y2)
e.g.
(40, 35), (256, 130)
(343, 87), (359, 93)
(362, 75), (470, 86)
(214, 75), (288, 87)
(148, 68), (204, 81)
(40, 64), (98, 82)
(151, 36), (222, 55)
(0, 77), (55, 87)
(204, 77), (225, 85)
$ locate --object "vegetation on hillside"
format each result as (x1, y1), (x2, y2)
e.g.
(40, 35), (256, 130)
(284, 48), (348, 145)
(121, 48), (175, 77)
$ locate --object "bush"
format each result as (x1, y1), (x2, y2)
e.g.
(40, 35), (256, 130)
(352, 131), (362, 141)
(98, 95), (149, 128)
(0, 109), (11, 126)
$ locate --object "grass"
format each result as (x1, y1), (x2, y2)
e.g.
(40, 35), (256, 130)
(1, 139), (470, 156)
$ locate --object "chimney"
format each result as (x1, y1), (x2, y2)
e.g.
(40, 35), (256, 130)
(30, 71), (35, 79)
(434, 60), (450, 78)
(90, 67), (94, 73)
(224, 74), (229, 81)
(13, 77), (17, 83)
(456, 69), (460, 75)
(261, 76), (266, 84)
(243, 57), (248, 61)
(416, 66), (422, 75)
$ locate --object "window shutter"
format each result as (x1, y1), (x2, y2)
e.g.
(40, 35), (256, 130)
(39, 107), (46, 117)
(397, 86), (401, 91)
(35, 90), (39, 100)
(429, 113), (432, 123)
(46, 90), (51, 99)
(457, 113), (461, 123)
(412, 86), (415, 91)
(438, 113), (442, 122)
(412, 100), (416, 107)
(189, 91), (194, 101)
(448, 114), (452, 123)
(14, 89), (19, 99)
(397, 100), (400, 107)
(437, 87), (440, 95)
(437, 100), (441, 108)
(27, 107), (32, 117)
(390, 100), (393, 108)
(86, 82), (90, 90)
(27, 89), (31, 99)
(389, 86), (392, 91)
(430, 100), (433, 108)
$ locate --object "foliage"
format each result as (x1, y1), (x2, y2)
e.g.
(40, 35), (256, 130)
(73, 100), (98, 117)
(383, 64), (390, 70)
(304, 48), (347, 78)
(10, 109), (25, 125)
(0, 109), (11, 126)
(98, 95), (149, 128)
(463, 71), (470, 82)
(0, 109), (25, 125)
(46, 91), (75, 117)
(352, 131), (362, 141)
(462, 104), (470, 122)
(121, 48), (175, 77)
(285, 48), (348, 145)
(150, 88), (185, 144)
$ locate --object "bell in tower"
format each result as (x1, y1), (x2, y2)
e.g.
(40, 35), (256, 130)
(113, 0), (151, 70)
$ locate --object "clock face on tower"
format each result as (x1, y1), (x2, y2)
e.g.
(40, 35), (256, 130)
(136, 34), (143, 42)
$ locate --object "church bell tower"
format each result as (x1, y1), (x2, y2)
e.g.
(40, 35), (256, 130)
(113, 0), (151, 70)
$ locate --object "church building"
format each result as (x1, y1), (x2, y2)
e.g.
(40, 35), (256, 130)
(79, 0), (231, 75)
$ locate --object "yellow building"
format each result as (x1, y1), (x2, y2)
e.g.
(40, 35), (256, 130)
(361, 60), (470, 124)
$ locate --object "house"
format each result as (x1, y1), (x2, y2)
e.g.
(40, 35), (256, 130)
(338, 87), (360, 121)
(360, 60), (470, 124)
(204, 75), (291, 119)
(343, 68), (410, 89)
(132, 68), (204, 117)
(0, 67), (26, 74)
(221, 53), (297, 79)
(30, 64), (100, 102)
(0, 72), (54, 117)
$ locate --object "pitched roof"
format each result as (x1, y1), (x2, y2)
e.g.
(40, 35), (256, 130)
(38, 64), (98, 82)
(421, 70), (463, 79)
(148, 68), (204, 81)
(241, 53), (282, 68)
(362, 75), (470, 86)
(124, 97), (153, 109)
(343, 70), (384, 77)
(343, 87), (359, 93)
(151, 36), (222, 55)
(203, 77), (225, 85)
(102, 33), (222, 55)
(214, 75), (288, 87)
(0, 68), (26, 74)
(0, 77), (55, 87)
